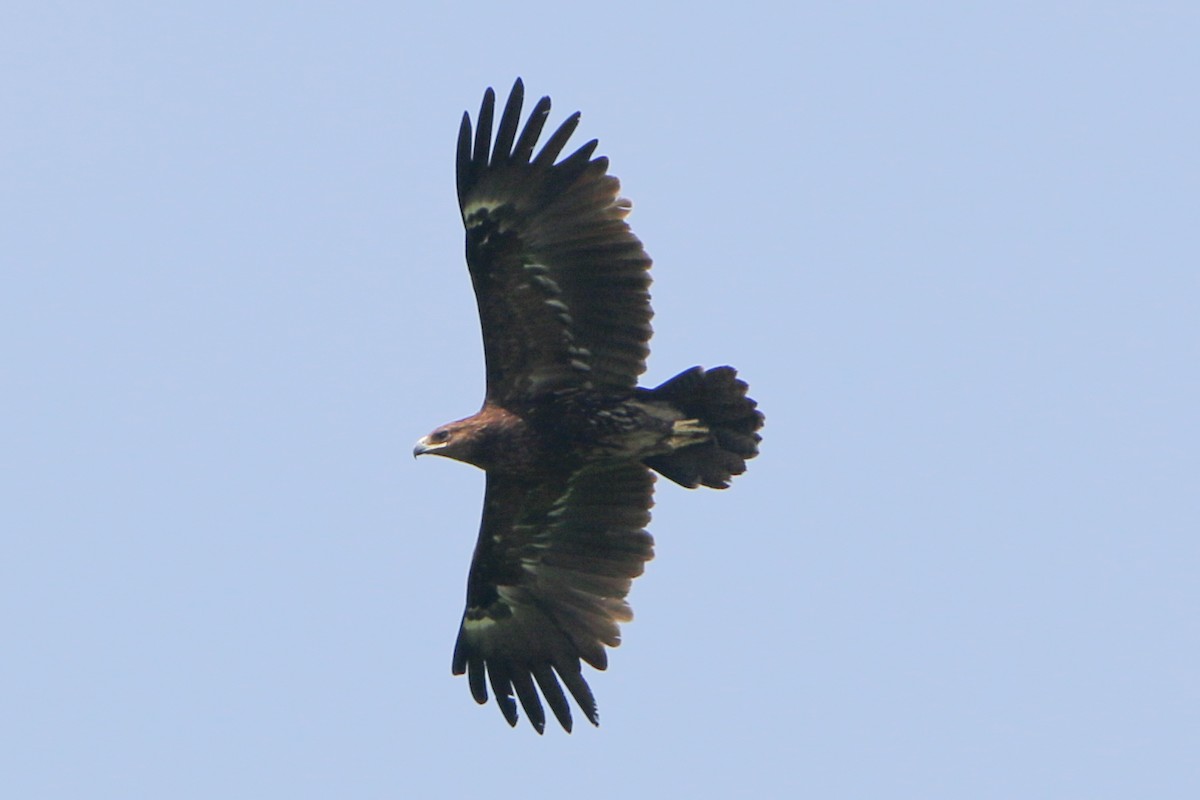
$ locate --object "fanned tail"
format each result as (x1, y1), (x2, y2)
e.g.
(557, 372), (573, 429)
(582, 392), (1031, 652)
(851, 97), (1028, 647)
(639, 366), (764, 489)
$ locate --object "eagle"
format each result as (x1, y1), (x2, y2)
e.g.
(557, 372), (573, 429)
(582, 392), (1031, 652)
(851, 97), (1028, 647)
(414, 79), (764, 733)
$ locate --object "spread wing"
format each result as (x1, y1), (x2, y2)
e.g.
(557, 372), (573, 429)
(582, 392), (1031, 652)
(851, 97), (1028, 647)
(451, 463), (656, 733)
(457, 79), (653, 407)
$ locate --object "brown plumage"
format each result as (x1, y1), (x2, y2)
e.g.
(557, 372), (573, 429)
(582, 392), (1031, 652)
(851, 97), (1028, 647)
(414, 79), (764, 733)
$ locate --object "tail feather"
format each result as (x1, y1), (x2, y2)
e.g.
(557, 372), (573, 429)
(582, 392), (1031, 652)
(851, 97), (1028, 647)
(639, 366), (763, 489)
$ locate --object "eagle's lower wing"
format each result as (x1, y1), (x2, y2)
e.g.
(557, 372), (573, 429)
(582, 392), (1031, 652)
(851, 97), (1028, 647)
(457, 79), (653, 406)
(451, 463), (656, 732)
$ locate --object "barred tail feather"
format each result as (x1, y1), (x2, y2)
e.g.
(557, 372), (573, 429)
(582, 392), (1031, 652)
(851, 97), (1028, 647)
(640, 366), (764, 489)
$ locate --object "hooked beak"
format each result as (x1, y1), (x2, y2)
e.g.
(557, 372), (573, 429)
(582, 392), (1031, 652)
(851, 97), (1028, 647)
(413, 436), (445, 458)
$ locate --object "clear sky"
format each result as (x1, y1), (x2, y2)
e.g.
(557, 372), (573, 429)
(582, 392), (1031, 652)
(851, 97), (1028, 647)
(3, 2), (1197, 797)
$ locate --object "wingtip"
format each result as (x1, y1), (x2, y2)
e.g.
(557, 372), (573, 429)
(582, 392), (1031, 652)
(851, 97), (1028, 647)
(499, 698), (519, 728)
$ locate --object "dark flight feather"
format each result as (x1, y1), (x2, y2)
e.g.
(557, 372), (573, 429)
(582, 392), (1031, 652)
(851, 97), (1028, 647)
(450, 465), (655, 732)
(456, 78), (653, 405)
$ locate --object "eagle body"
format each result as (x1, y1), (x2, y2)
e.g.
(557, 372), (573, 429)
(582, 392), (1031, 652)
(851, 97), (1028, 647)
(418, 390), (688, 475)
(415, 80), (763, 733)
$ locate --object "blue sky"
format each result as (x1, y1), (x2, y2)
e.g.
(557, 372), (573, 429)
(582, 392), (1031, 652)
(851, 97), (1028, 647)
(3, 2), (1197, 797)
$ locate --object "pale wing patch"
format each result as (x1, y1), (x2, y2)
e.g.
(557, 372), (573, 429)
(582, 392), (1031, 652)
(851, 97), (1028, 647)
(463, 199), (507, 228)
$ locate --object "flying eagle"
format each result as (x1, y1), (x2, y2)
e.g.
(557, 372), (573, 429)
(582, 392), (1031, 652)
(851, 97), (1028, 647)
(414, 79), (764, 733)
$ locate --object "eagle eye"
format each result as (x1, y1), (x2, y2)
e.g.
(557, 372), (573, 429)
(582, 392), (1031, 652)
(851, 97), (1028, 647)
(430, 429), (451, 444)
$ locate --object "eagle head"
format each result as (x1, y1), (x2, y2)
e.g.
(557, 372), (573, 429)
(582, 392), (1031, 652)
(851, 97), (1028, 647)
(414, 423), (467, 460)
(414, 406), (525, 470)
(413, 416), (494, 468)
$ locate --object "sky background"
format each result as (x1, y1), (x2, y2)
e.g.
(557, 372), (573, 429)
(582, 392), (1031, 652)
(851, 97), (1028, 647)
(3, 2), (1197, 797)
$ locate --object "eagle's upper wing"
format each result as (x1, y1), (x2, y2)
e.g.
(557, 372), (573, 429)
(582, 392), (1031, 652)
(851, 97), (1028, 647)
(451, 463), (656, 732)
(457, 79), (653, 406)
